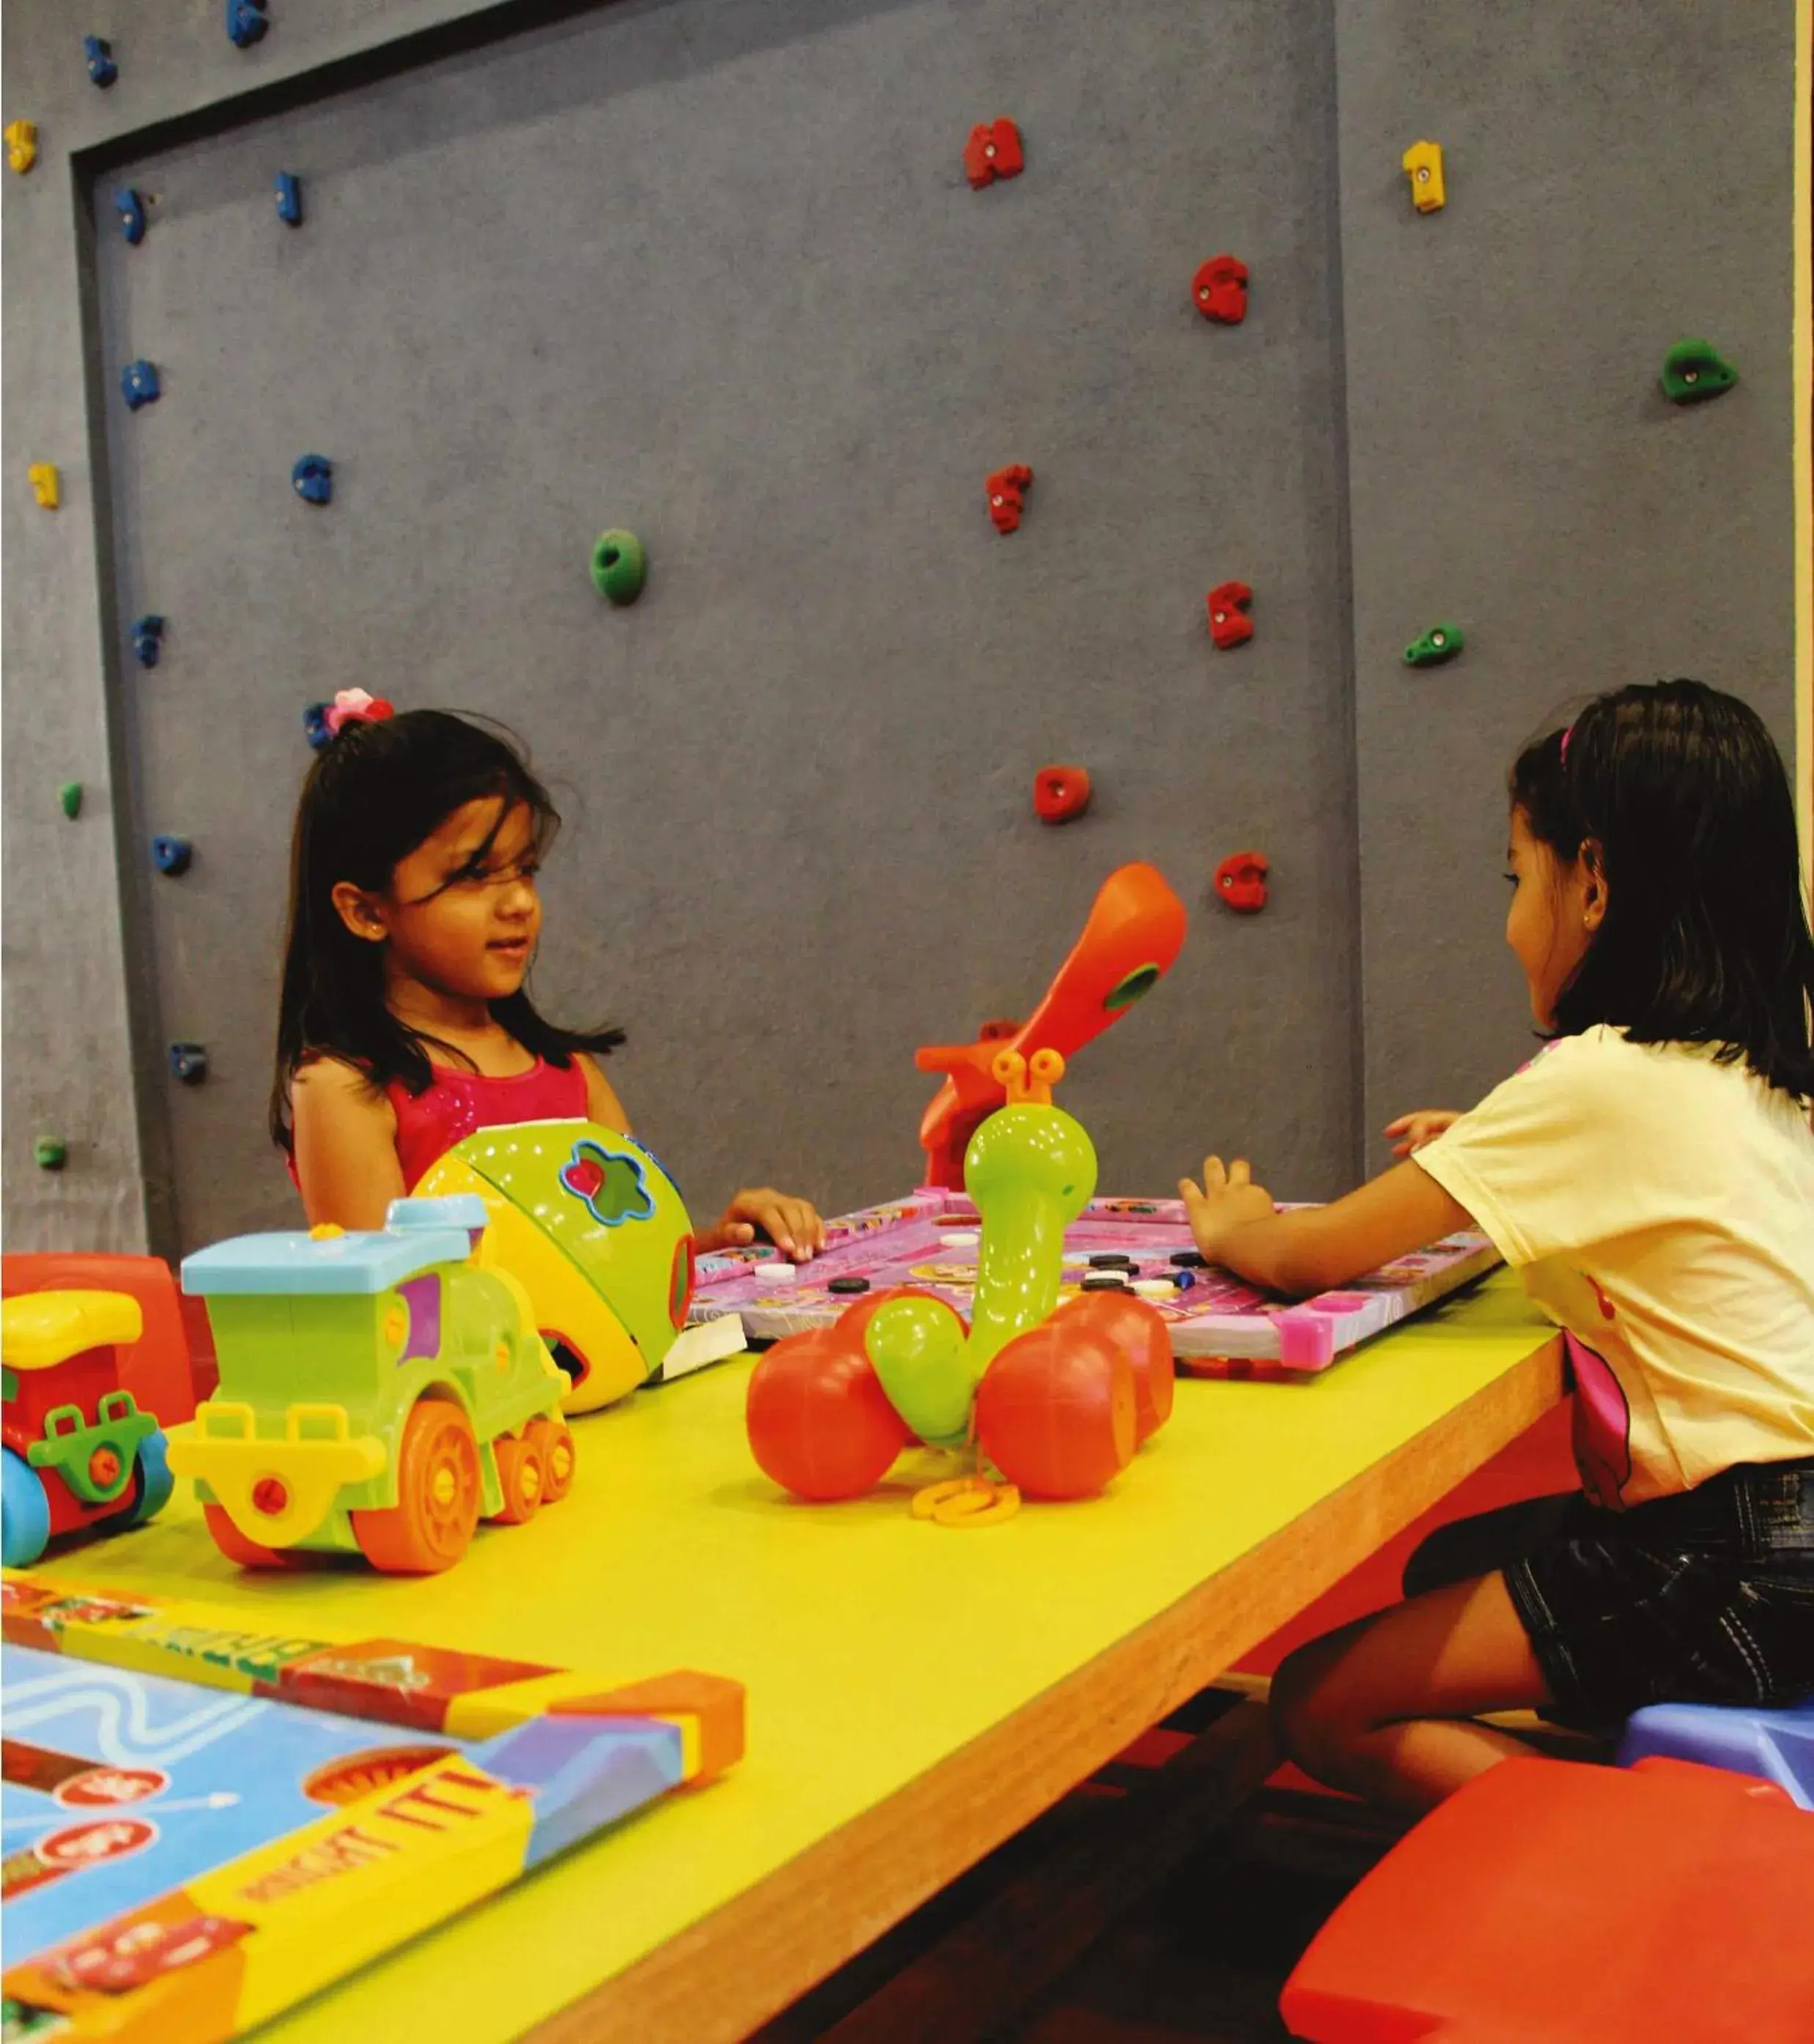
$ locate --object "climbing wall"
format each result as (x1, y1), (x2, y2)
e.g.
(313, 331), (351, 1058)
(3, 0), (1802, 1256)
(1334, 1), (1802, 1131)
(84, 0), (1360, 1251)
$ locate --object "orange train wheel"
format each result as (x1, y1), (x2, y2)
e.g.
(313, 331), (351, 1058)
(488, 1432), (546, 1525)
(527, 1415), (576, 1503)
(202, 1503), (295, 1569)
(351, 1396), (481, 1574)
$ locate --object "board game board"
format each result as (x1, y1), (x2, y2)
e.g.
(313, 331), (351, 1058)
(0, 1569), (743, 2043)
(691, 1191), (1500, 1380)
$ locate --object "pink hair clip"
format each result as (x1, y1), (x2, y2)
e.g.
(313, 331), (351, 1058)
(1559, 723), (1574, 765)
(324, 686), (396, 736)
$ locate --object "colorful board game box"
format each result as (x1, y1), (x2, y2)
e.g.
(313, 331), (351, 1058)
(0, 1569), (743, 2043)
(691, 1191), (1500, 1379)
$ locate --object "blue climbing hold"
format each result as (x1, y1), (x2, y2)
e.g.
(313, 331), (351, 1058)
(303, 701), (332, 749)
(133, 615), (165, 667)
(84, 35), (117, 88)
(275, 171), (303, 225)
(152, 834), (193, 876)
(292, 453), (332, 505)
(121, 360), (160, 411)
(170, 1042), (208, 1085)
(226, 0), (268, 48)
(2, 1447), (51, 1569)
(115, 189), (147, 245)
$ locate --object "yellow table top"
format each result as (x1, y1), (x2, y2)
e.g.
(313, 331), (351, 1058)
(29, 1270), (1557, 2043)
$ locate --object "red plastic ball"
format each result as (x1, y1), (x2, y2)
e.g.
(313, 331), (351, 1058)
(1052, 1290), (1174, 1442)
(746, 1328), (912, 1501)
(974, 1321), (1137, 1499)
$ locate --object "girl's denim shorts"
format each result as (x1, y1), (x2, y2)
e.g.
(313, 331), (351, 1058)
(1402, 1456), (1814, 1727)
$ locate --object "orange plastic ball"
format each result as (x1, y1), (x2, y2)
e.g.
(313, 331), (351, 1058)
(974, 1321), (1137, 1499)
(746, 1327), (913, 1501)
(1052, 1290), (1174, 1441)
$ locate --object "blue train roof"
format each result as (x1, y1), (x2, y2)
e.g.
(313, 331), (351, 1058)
(182, 1197), (486, 1297)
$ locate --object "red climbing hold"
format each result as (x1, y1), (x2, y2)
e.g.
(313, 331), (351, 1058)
(1193, 254), (1248, 324)
(1215, 850), (1269, 913)
(987, 464), (1033, 534)
(964, 119), (1024, 189)
(1034, 765), (1092, 824)
(1207, 580), (1253, 648)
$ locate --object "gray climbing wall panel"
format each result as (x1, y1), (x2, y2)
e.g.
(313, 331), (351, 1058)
(1334, 0), (1800, 1138)
(89, 0), (1359, 1253)
(2, 0), (1802, 1258)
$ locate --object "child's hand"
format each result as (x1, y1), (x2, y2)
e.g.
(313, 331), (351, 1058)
(1383, 1109), (1462, 1159)
(699, 1188), (828, 1262)
(1177, 1155), (1276, 1265)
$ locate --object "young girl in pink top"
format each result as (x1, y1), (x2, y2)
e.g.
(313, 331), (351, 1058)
(273, 697), (825, 1261)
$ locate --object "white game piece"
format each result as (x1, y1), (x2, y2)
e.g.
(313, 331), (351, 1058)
(766, 1263), (798, 1283)
(943, 1229), (980, 1247)
(1133, 1279), (1175, 1300)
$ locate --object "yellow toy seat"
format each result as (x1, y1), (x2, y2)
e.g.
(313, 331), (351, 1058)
(3, 1292), (144, 1371)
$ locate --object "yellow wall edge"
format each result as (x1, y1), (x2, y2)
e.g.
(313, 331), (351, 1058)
(1797, 0), (1812, 895)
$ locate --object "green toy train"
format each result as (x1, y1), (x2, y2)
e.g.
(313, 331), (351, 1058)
(169, 1195), (574, 1574)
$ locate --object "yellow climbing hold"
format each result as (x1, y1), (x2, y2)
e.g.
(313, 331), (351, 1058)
(1402, 139), (1445, 212)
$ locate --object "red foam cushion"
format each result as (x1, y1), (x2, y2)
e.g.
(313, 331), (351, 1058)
(1281, 1758), (1814, 2043)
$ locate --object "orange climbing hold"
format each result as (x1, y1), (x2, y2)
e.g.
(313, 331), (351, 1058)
(964, 118), (1023, 189)
(1193, 253), (1248, 323)
(1034, 764), (1092, 823)
(987, 464), (1033, 533)
(1215, 849), (1270, 913)
(1207, 580), (1254, 648)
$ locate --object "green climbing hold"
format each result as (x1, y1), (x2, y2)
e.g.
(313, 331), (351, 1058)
(1660, 338), (1737, 404)
(34, 1138), (67, 1171)
(58, 782), (82, 819)
(1404, 623), (1465, 668)
(590, 529), (647, 606)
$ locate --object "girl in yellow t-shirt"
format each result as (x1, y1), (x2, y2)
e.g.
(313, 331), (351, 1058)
(1179, 678), (1814, 1813)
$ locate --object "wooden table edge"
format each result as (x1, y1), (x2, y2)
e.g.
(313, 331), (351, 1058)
(525, 1330), (1565, 2044)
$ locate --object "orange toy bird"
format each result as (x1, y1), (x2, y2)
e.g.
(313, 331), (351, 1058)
(914, 863), (1188, 1187)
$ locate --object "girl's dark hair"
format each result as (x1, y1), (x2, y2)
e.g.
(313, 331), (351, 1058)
(270, 709), (623, 1152)
(1510, 678), (1814, 1096)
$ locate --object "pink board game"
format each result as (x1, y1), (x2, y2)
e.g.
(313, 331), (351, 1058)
(690, 1192), (1501, 1380)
